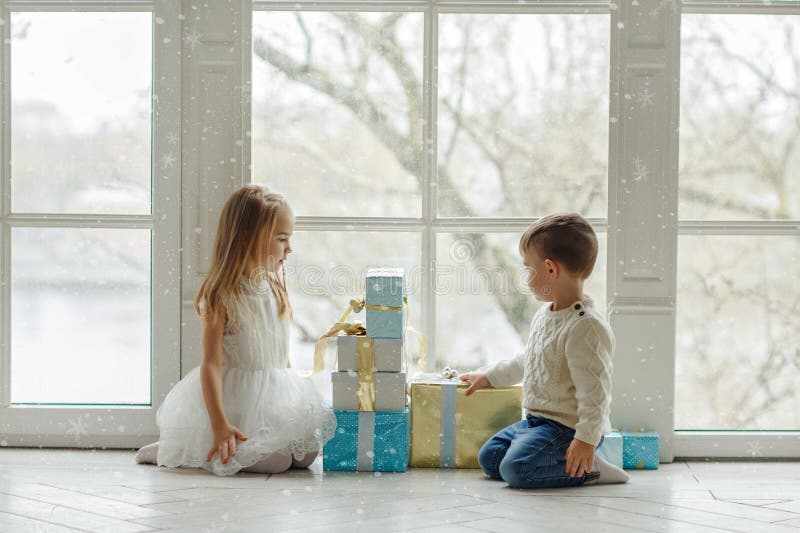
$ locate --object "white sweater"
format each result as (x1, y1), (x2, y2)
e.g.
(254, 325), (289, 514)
(485, 294), (614, 446)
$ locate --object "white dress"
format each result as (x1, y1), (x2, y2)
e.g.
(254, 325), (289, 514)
(156, 279), (336, 476)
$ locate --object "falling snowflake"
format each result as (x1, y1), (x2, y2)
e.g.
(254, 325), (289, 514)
(632, 156), (650, 182)
(66, 415), (89, 438)
(161, 152), (176, 169)
(636, 86), (655, 108)
(185, 30), (202, 51)
(746, 440), (763, 458)
(166, 132), (179, 146)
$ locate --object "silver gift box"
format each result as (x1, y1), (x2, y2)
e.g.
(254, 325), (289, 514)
(331, 371), (407, 411)
(336, 336), (403, 373)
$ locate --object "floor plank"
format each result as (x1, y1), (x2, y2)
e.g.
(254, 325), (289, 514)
(0, 449), (797, 533)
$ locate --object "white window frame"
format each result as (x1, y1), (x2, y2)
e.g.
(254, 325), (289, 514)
(0, 0), (181, 447)
(250, 0), (800, 460)
(673, 0), (800, 459)
(251, 0), (612, 380)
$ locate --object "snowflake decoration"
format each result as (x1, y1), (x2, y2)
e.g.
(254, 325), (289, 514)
(185, 30), (203, 51)
(632, 156), (650, 182)
(650, 0), (678, 17)
(746, 440), (763, 458)
(161, 152), (176, 169)
(636, 86), (655, 108)
(166, 132), (179, 146)
(66, 415), (89, 438)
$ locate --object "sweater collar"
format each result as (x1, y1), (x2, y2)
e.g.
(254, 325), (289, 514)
(543, 294), (594, 319)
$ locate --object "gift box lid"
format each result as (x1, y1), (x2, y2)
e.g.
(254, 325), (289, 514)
(410, 373), (463, 385)
(366, 268), (405, 307)
(366, 267), (404, 278)
(332, 371), (407, 384)
(621, 429), (659, 438)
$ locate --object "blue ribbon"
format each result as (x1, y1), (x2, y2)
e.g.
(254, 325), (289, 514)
(357, 412), (375, 471)
(439, 381), (457, 468)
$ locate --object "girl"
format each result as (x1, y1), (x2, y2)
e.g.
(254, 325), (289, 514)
(135, 185), (336, 475)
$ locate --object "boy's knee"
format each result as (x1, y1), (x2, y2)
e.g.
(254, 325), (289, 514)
(477, 440), (503, 479)
(498, 455), (527, 488)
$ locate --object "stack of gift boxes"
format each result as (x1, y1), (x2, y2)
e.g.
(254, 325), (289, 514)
(323, 268), (410, 472)
(319, 268), (660, 472)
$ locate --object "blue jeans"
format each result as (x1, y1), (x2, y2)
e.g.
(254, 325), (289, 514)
(478, 414), (605, 489)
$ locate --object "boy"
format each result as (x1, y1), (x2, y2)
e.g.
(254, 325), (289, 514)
(460, 213), (629, 488)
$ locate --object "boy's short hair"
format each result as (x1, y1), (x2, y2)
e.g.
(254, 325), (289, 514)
(519, 213), (598, 279)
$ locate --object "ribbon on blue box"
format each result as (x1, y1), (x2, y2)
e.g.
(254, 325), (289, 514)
(323, 410), (410, 472)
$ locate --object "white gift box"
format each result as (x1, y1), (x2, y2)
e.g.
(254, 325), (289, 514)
(337, 336), (403, 373)
(331, 371), (407, 412)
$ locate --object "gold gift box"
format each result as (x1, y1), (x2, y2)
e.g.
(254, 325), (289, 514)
(409, 380), (522, 468)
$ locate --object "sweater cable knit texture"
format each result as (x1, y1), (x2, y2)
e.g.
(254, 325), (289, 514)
(484, 294), (614, 446)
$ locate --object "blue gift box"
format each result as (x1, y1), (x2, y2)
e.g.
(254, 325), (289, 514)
(366, 308), (406, 339)
(596, 431), (623, 469)
(366, 268), (404, 308)
(622, 430), (659, 470)
(323, 410), (409, 472)
(365, 268), (406, 339)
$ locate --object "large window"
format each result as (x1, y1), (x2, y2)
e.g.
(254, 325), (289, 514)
(9, 12), (153, 404)
(251, 6), (610, 371)
(0, 2), (180, 446)
(676, 12), (800, 430)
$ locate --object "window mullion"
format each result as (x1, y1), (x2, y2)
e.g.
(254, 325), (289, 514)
(420, 3), (437, 371)
(1, 1), (11, 408)
(5, 1), (154, 11)
(679, 220), (800, 236)
(682, 0), (800, 15)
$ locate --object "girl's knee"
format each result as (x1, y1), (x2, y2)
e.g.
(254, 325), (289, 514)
(291, 450), (319, 469)
(243, 452), (292, 474)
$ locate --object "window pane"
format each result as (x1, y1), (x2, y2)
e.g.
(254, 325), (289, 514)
(435, 233), (607, 370)
(286, 231), (422, 372)
(252, 12), (423, 217)
(680, 15), (800, 220)
(11, 228), (151, 404)
(437, 14), (610, 218)
(11, 12), (152, 215)
(676, 236), (800, 430)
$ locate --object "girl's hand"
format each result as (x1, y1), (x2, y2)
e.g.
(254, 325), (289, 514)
(459, 372), (492, 396)
(206, 423), (248, 465)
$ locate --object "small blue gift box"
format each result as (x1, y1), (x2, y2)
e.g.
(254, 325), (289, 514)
(323, 409), (409, 472)
(596, 431), (623, 469)
(366, 268), (404, 307)
(622, 430), (659, 470)
(365, 268), (406, 339)
(366, 308), (406, 339)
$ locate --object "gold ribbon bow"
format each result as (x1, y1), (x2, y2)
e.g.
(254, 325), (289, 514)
(313, 299), (367, 374)
(313, 294), (429, 398)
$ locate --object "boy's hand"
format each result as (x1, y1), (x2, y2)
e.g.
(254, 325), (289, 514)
(459, 373), (492, 396)
(564, 438), (595, 478)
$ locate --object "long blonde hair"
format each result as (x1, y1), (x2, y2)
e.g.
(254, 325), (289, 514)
(194, 185), (293, 327)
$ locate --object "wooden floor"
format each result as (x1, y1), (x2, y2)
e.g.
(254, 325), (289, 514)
(0, 449), (798, 532)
